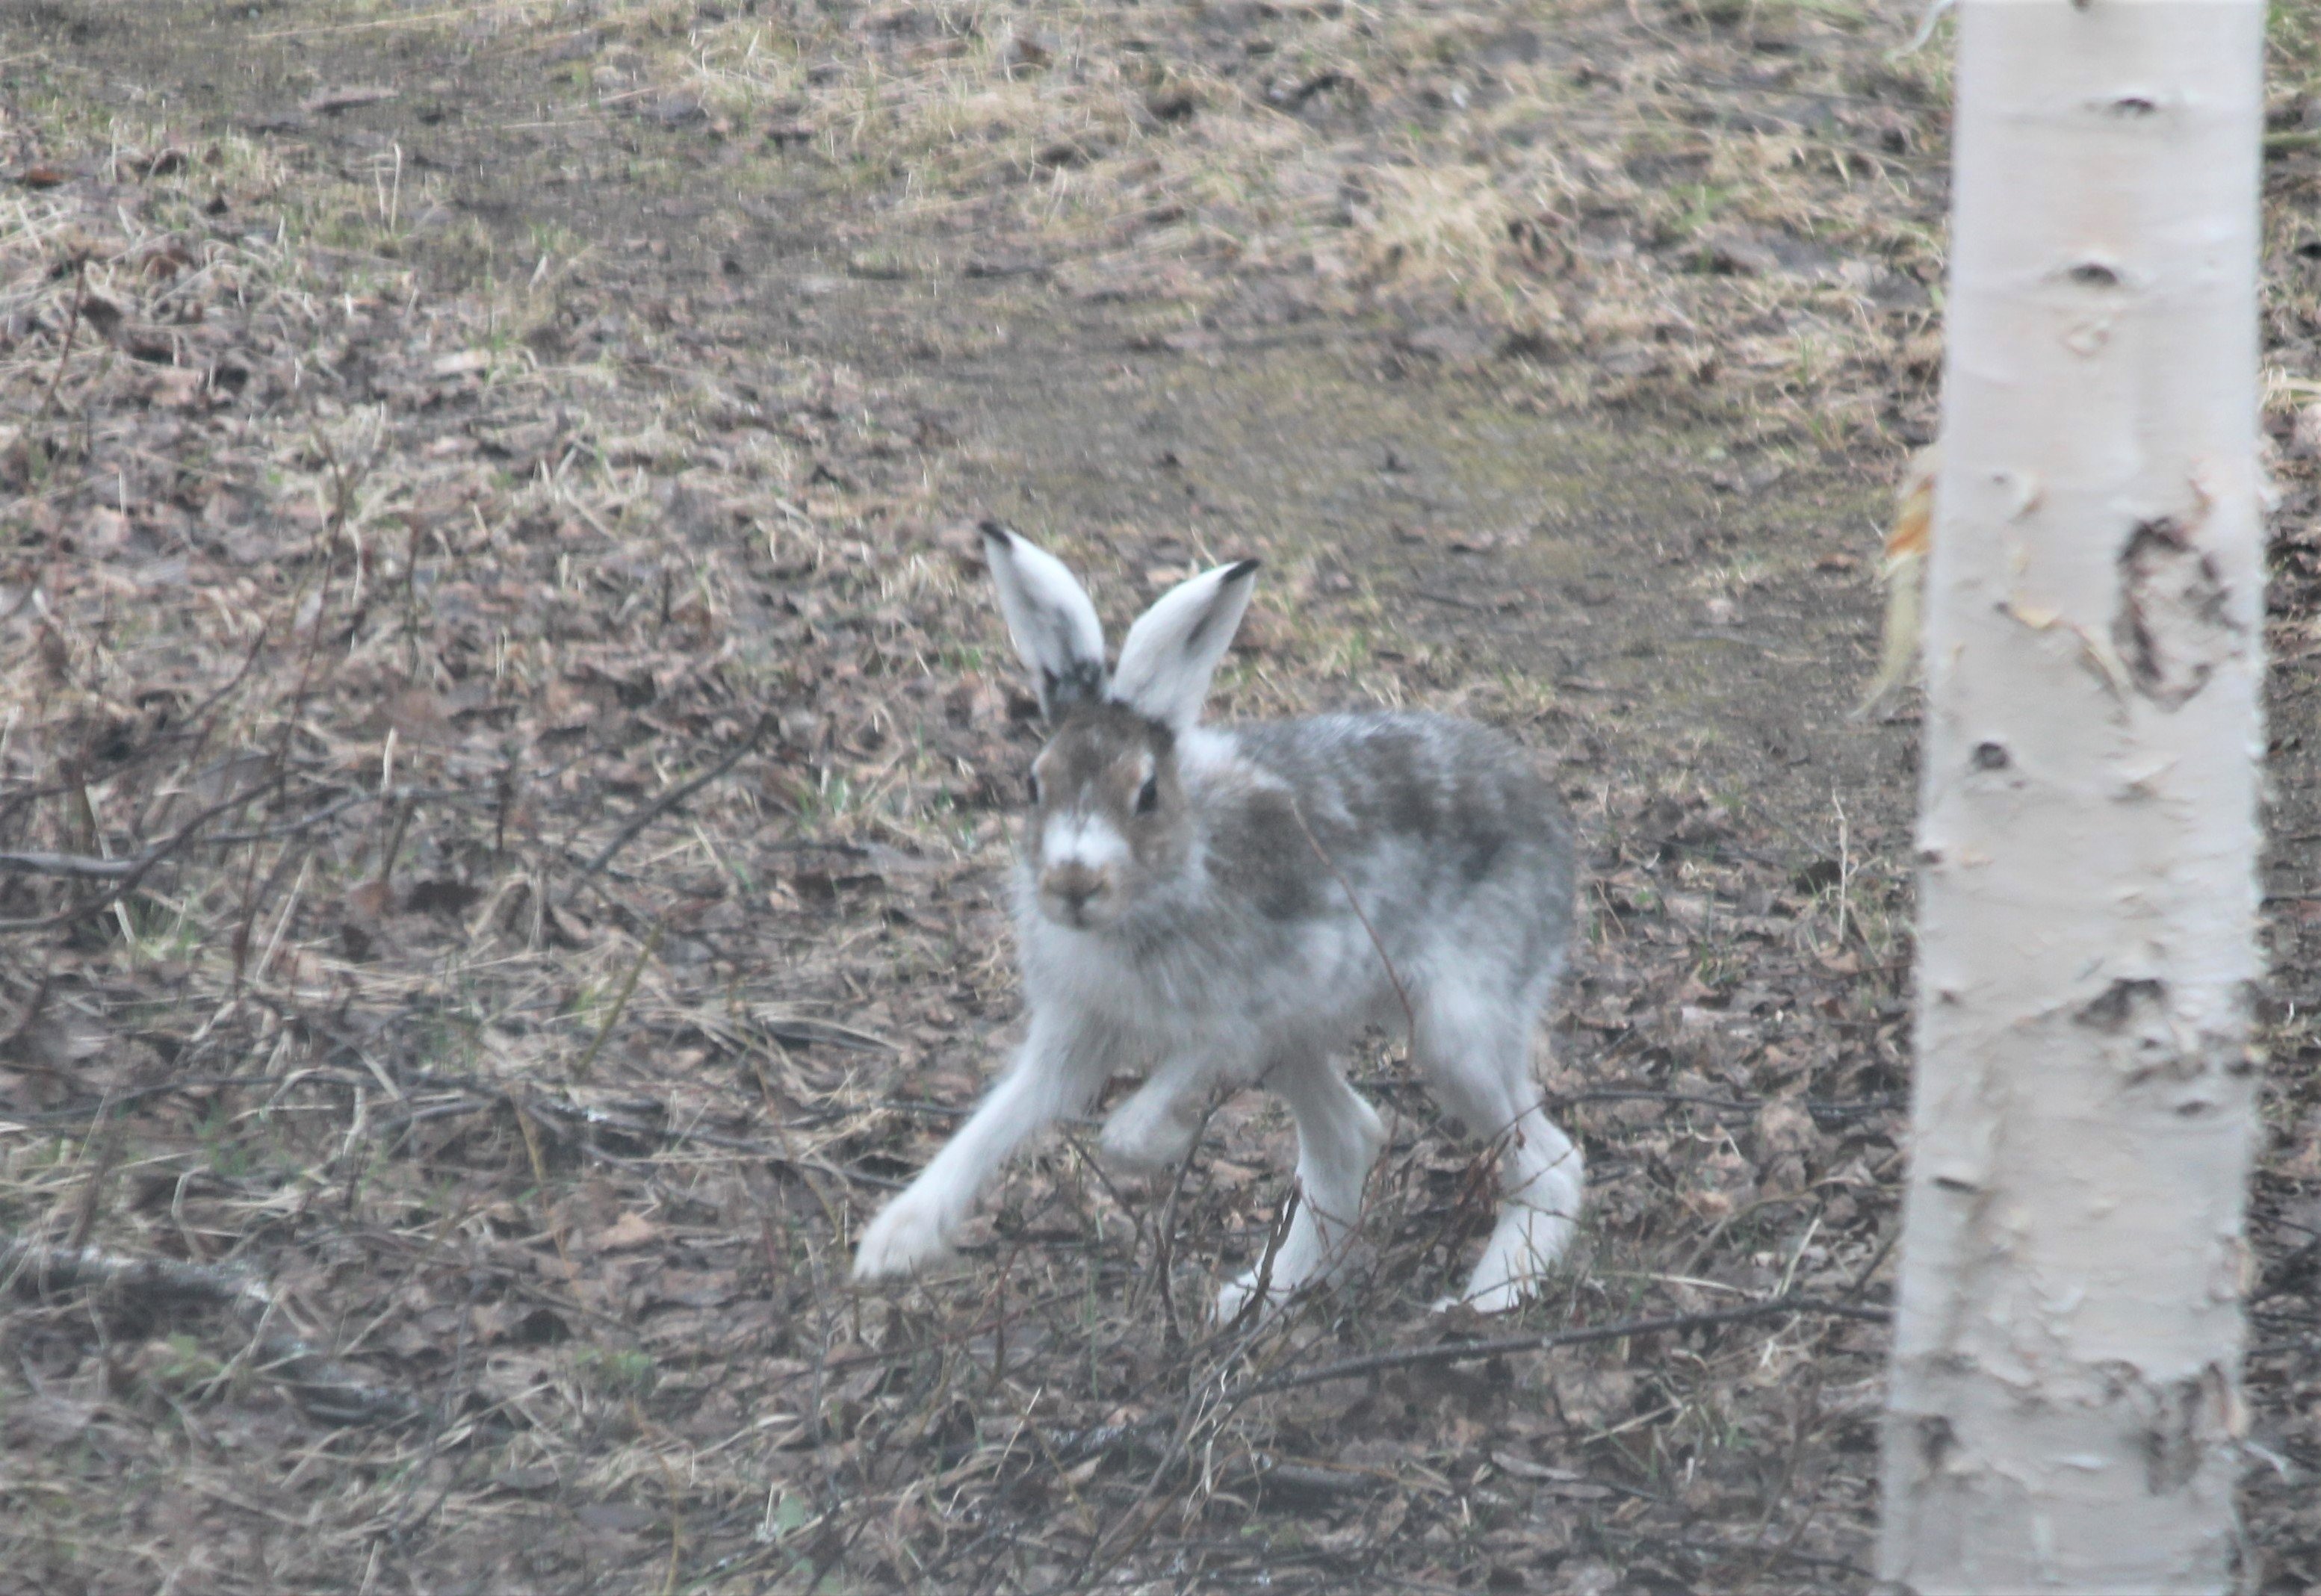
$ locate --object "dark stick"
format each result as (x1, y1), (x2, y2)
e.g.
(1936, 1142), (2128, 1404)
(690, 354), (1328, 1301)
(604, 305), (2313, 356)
(1, 1236), (419, 1426)
(1218, 1294), (1889, 1406)
(1551, 1086), (1904, 1120)
(1053, 1293), (1892, 1482)
(1286, 796), (1416, 1037)
(0, 775), (288, 934)
(229, 453), (355, 987)
(1413, 588), (1491, 613)
(127, 625), (274, 842)
(202, 773), (565, 848)
(0, 850), (146, 879)
(565, 713), (772, 894)
(35, 258), (87, 419)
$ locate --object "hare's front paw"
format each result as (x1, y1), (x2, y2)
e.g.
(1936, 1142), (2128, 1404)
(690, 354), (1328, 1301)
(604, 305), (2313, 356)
(852, 1191), (952, 1282)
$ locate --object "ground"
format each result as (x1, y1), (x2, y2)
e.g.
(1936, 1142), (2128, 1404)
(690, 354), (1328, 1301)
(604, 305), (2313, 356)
(0, 1), (2317, 1592)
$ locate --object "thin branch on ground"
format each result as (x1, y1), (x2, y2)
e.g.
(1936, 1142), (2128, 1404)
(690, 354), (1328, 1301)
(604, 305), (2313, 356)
(1215, 1294), (1889, 1407)
(566, 712), (774, 896)
(1, 1236), (421, 1427)
(0, 774), (289, 933)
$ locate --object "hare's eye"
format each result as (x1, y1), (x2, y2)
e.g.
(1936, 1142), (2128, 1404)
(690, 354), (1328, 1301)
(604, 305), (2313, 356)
(1135, 775), (1159, 816)
(1026, 771), (1044, 807)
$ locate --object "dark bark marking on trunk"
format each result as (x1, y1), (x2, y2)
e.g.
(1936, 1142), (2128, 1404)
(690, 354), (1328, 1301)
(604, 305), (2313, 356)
(2114, 516), (2237, 709)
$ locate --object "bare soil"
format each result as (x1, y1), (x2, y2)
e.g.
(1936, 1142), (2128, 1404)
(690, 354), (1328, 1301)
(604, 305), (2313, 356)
(1, 1), (2317, 1592)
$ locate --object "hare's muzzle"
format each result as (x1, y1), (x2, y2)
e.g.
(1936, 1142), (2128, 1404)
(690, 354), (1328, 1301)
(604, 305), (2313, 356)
(1038, 861), (1115, 928)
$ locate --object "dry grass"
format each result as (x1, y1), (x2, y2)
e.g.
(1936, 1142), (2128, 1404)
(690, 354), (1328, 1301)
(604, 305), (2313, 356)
(2, 1), (2320, 1592)
(588, 0), (1961, 440)
(580, 0), (2321, 446)
(0, 68), (1918, 1593)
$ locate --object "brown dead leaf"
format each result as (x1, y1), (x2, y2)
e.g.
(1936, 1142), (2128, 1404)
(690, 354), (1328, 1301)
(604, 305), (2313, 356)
(344, 880), (395, 922)
(383, 687), (452, 744)
(1754, 1098), (1817, 1160)
(595, 1211), (662, 1251)
(143, 367), (205, 409)
(4, 1392), (99, 1447)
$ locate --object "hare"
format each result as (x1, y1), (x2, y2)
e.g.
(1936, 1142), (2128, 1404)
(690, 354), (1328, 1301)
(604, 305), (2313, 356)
(852, 524), (1583, 1315)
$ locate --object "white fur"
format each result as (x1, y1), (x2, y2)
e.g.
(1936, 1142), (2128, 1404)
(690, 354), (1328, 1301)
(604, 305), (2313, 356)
(1041, 811), (1129, 875)
(852, 536), (1583, 1317)
(1216, 1049), (1388, 1321)
(982, 524), (1107, 709)
(1109, 560), (1256, 733)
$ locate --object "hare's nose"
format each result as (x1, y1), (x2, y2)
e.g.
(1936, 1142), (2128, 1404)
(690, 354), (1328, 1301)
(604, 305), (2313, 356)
(1042, 863), (1106, 911)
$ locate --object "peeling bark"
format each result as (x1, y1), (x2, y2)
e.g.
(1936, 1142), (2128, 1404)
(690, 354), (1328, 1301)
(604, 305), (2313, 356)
(1878, 4), (2266, 1592)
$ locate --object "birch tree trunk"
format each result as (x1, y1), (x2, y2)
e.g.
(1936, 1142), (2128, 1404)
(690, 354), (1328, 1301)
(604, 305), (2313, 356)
(1879, 4), (2267, 1592)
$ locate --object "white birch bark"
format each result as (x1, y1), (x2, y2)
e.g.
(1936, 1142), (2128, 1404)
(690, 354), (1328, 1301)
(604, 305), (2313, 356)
(1879, 3), (2267, 1592)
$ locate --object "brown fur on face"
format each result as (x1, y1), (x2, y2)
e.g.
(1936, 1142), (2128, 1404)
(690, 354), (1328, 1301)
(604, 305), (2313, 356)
(1026, 703), (1189, 928)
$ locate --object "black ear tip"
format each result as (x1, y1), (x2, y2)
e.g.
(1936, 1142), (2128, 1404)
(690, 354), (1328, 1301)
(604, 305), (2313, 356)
(979, 519), (1017, 547)
(1224, 558), (1260, 581)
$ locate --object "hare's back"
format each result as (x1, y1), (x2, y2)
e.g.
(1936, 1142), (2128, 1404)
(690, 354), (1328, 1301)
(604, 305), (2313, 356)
(1215, 713), (1573, 897)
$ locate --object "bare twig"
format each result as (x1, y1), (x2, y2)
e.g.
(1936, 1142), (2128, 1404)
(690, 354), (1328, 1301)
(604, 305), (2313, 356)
(231, 433), (362, 986)
(1413, 587), (1491, 613)
(201, 787), (383, 845)
(1552, 1086), (1904, 1120)
(1286, 796), (1416, 1038)
(35, 255), (87, 418)
(569, 918), (665, 1081)
(1, 1237), (420, 1426)
(1, 628), (271, 810)
(1218, 1294), (1889, 1406)
(0, 849), (145, 879)
(202, 769), (577, 848)
(565, 713), (773, 896)
(0, 775), (288, 933)
(440, 1090), (908, 1190)
(11, 1072), (313, 1127)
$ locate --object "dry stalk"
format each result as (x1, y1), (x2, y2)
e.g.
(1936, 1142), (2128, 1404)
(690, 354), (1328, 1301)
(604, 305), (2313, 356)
(0, 1236), (421, 1426)
(0, 773), (289, 934)
(34, 253), (87, 419)
(1286, 794), (1415, 1039)
(1218, 1293), (1890, 1407)
(570, 916), (666, 1082)
(566, 710), (773, 897)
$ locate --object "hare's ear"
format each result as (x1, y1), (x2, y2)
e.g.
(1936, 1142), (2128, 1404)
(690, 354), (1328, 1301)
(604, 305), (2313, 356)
(1110, 559), (1259, 733)
(982, 522), (1108, 717)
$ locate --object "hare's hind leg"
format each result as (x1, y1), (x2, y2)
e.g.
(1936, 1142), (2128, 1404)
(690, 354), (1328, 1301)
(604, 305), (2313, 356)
(1216, 1050), (1385, 1321)
(1415, 982), (1583, 1313)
